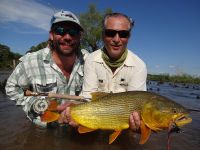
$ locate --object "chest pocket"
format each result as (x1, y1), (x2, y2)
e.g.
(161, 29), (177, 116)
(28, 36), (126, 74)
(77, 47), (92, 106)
(115, 67), (130, 92)
(117, 78), (129, 91)
(96, 71), (107, 92)
(34, 77), (57, 93)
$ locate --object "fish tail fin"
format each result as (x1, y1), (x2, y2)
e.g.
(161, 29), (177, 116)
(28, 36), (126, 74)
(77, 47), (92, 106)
(41, 110), (60, 123)
(47, 100), (59, 111)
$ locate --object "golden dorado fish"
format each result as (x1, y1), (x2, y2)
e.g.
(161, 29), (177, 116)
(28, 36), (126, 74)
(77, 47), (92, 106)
(41, 91), (192, 145)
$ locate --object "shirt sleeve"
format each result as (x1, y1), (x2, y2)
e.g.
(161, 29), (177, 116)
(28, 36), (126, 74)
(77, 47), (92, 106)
(5, 62), (38, 120)
(82, 56), (99, 100)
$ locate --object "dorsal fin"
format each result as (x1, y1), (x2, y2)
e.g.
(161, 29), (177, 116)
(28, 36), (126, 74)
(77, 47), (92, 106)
(91, 92), (110, 101)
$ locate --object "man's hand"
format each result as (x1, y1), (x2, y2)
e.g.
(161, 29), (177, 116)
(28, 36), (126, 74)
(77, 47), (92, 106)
(57, 102), (78, 127)
(129, 111), (141, 131)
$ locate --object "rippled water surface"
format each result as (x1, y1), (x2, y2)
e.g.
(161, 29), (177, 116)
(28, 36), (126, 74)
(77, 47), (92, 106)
(0, 81), (200, 150)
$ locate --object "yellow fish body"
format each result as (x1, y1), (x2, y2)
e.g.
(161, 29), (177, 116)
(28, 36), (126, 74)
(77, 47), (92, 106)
(70, 91), (192, 144)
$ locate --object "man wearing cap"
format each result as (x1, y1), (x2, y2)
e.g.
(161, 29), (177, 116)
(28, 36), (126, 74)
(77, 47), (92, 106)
(5, 10), (88, 127)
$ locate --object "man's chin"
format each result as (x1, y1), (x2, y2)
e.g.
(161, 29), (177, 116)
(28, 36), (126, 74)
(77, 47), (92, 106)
(62, 51), (75, 56)
(56, 48), (75, 56)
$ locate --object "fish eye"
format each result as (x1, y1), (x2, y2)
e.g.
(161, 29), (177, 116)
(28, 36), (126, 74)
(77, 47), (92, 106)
(172, 109), (177, 113)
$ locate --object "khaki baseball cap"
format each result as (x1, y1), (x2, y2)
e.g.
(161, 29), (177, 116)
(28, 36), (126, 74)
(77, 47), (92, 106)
(51, 10), (83, 31)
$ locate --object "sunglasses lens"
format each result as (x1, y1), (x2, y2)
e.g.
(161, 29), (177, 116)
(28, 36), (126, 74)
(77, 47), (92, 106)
(104, 29), (130, 38)
(119, 31), (130, 38)
(54, 27), (80, 36)
(55, 27), (65, 36)
(104, 30), (117, 37)
(68, 29), (80, 36)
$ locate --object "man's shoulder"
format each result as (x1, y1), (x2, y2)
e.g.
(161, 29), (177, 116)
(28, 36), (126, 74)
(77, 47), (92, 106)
(19, 47), (50, 62)
(86, 49), (102, 60)
(126, 49), (146, 67)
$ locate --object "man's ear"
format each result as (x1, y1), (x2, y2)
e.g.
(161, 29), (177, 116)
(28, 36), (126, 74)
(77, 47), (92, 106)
(80, 31), (84, 38)
(49, 31), (53, 40)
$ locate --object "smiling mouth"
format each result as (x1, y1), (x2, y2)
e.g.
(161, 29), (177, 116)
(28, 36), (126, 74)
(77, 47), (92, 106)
(60, 42), (73, 46)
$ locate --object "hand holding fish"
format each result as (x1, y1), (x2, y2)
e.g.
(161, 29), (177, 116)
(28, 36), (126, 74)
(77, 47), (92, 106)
(57, 102), (78, 127)
(129, 111), (141, 131)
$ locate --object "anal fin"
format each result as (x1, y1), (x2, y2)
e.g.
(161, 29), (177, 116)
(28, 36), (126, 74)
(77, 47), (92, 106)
(109, 130), (121, 144)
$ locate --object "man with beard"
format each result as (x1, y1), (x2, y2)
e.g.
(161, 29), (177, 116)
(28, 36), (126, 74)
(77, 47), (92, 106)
(5, 10), (88, 127)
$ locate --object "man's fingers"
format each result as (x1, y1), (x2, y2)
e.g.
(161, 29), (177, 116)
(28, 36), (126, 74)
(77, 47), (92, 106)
(57, 102), (72, 111)
(132, 111), (140, 128)
(129, 111), (141, 131)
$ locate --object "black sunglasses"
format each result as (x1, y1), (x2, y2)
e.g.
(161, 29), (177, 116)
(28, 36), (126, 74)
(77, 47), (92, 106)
(104, 29), (130, 38)
(54, 27), (80, 36)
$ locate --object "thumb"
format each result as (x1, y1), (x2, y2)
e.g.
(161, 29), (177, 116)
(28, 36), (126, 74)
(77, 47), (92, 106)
(57, 102), (72, 111)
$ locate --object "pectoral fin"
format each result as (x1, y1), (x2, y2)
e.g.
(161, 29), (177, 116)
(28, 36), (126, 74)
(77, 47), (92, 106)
(78, 125), (96, 133)
(139, 120), (151, 144)
(109, 130), (121, 144)
(41, 110), (60, 123)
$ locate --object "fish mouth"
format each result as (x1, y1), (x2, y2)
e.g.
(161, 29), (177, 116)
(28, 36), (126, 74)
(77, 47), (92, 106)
(175, 114), (192, 127)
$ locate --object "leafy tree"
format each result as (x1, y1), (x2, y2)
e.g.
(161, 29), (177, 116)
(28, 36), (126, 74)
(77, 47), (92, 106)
(26, 41), (48, 53)
(79, 4), (112, 52)
(0, 43), (22, 69)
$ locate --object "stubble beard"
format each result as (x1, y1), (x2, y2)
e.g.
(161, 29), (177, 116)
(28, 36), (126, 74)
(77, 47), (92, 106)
(54, 41), (79, 57)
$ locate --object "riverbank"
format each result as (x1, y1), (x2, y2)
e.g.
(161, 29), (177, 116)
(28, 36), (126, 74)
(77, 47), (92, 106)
(0, 70), (12, 93)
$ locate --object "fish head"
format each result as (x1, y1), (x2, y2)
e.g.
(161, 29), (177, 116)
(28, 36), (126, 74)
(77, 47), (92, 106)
(141, 95), (192, 131)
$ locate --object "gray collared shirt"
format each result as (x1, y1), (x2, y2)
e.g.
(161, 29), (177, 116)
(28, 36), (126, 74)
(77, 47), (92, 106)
(6, 47), (88, 126)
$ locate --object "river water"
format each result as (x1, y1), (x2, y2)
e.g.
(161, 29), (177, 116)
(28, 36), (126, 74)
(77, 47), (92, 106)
(0, 80), (200, 150)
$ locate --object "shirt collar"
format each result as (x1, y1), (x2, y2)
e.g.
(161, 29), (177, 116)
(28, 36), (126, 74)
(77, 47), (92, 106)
(94, 49), (136, 67)
(124, 50), (137, 67)
(43, 47), (52, 62)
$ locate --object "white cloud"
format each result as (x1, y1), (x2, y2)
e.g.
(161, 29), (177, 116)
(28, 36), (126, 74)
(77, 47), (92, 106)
(0, 0), (55, 31)
(169, 65), (175, 68)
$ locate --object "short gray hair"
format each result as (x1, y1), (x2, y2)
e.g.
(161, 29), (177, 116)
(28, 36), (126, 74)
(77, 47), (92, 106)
(102, 12), (134, 31)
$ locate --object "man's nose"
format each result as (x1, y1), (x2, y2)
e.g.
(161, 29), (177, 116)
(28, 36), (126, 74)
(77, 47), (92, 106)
(112, 33), (120, 42)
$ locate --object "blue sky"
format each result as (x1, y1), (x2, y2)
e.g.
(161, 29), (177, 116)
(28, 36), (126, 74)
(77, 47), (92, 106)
(0, 0), (200, 76)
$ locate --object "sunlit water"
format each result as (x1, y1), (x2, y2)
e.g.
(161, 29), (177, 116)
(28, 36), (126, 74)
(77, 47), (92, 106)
(0, 80), (200, 150)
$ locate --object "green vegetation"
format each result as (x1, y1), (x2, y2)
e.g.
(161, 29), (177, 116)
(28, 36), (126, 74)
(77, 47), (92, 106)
(148, 74), (200, 84)
(26, 41), (48, 53)
(0, 44), (22, 70)
(79, 4), (112, 52)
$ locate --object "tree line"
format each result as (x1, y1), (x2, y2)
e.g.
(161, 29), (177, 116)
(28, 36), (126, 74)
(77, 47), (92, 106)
(0, 44), (22, 70)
